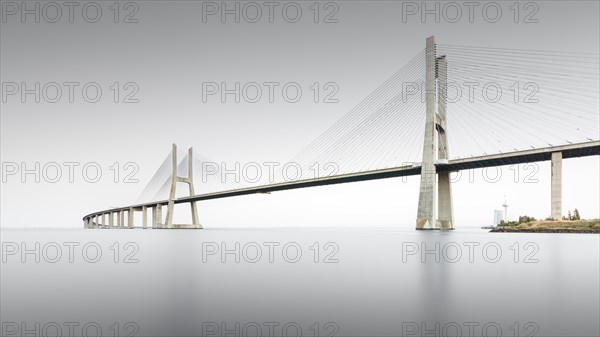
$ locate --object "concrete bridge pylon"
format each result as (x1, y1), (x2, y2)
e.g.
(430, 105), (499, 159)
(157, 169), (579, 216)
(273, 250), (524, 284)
(416, 36), (454, 230)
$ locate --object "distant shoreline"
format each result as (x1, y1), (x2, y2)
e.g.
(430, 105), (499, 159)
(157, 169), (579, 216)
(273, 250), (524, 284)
(490, 219), (600, 233)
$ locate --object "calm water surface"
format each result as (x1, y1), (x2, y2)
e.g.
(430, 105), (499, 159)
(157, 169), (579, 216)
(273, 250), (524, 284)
(1, 227), (598, 337)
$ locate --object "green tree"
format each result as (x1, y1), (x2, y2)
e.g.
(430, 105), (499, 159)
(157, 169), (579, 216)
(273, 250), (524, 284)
(518, 215), (536, 224)
(573, 209), (581, 220)
(568, 210), (572, 220)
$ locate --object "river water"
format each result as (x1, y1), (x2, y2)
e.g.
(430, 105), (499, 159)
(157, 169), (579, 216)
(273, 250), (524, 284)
(1, 228), (598, 337)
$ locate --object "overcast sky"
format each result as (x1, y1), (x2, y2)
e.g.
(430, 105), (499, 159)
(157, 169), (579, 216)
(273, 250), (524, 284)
(1, 0), (599, 228)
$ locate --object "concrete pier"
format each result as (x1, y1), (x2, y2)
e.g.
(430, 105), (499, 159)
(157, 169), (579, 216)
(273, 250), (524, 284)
(163, 144), (202, 229)
(152, 204), (162, 228)
(436, 55), (454, 230)
(128, 208), (134, 228)
(417, 37), (454, 230)
(551, 152), (563, 219)
(416, 36), (438, 229)
(142, 206), (148, 229)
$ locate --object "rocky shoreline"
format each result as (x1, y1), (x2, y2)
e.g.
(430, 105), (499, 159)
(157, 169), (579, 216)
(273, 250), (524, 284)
(490, 219), (600, 233)
(491, 227), (600, 233)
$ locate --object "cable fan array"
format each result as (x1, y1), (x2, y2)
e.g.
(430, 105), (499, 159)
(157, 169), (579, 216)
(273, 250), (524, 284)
(437, 44), (599, 158)
(137, 45), (599, 202)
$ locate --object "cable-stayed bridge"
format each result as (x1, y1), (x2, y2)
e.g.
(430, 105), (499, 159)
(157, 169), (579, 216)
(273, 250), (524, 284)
(83, 36), (600, 230)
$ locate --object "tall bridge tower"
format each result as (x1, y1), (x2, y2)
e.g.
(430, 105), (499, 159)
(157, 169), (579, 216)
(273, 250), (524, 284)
(162, 144), (202, 229)
(416, 36), (454, 230)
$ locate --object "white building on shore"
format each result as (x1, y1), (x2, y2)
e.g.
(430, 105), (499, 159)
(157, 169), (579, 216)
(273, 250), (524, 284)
(494, 210), (504, 226)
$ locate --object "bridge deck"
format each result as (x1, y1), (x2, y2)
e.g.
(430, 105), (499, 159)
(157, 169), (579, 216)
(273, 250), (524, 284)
(83, 141), (599, 220)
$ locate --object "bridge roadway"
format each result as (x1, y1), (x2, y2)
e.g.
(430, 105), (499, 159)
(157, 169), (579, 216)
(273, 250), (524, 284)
(83, 141), (600, 221)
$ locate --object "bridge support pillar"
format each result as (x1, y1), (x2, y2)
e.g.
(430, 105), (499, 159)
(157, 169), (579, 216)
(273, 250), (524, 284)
(128, 208), (134, 228)
(152, 205), (162, 228)
(416, 36), (438, 230)
(438, 172), (453, 229)
(163, 144), (202, 229)
(417, 36), (454, 230)
(436, 55), (454, 230)
(142, 206), (148, 229)
(109, 212), (114, 228)
(551, 152), (563, 220)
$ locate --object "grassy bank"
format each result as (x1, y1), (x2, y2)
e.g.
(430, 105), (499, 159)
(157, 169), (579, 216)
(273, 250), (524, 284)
(491, 219), (600, 233)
